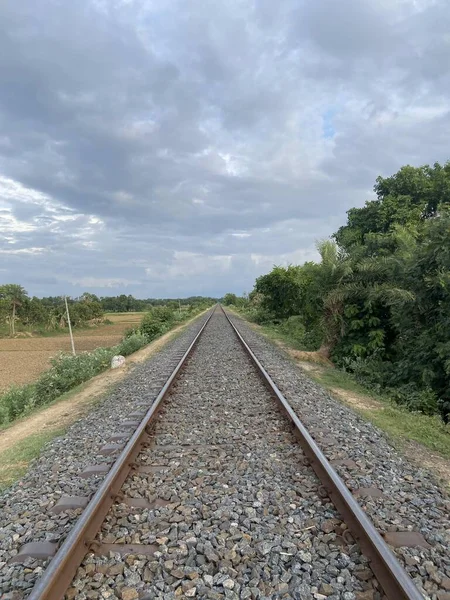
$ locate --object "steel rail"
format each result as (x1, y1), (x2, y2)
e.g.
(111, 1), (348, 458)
(221, 306), (423, 600)
(28, 307), (216, 600)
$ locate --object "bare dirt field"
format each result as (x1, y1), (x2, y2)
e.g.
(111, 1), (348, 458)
(0, 312), (142, 392)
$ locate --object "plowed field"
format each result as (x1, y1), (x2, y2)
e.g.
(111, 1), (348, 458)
(0, 313), (142, 392)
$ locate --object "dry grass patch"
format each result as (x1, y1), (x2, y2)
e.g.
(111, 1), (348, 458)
(0, 337), (121, 391)
(0, 350), (53, 391)
(104, 312), (143, 324)
(288, 349), (334, 367)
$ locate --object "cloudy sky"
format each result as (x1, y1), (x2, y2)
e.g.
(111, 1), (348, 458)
(1, 0), (449, 298)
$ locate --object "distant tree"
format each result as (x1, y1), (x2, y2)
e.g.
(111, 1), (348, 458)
(254, 266), (304, 320)
(19, 296), (48, 325)
(0, 284), (28, 335)
(223, 293), (238, 306)
(0, 298), (9, 329)
(80, 292), (100, 303)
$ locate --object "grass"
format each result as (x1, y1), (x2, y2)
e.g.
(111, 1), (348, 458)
(0, 379), (94, 433)
(104, 312), (144, 321)
(308, 364), (450, 459)
(0, 383), (114, 490)
(104, 311), (144, 316)
(0, 429), (65, 491)
(0, 311), (142, 339)
(311, 364), (381, 396)
(254, 322), (306, 350)
(363, 407), (450, 459)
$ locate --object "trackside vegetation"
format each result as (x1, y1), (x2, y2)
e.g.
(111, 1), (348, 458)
(226, 161), (450, 425)
(0, 302), (211, 426)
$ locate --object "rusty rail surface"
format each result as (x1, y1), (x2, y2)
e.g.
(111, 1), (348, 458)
(221, 306), (423, 600)
(28, 308), (216, 600)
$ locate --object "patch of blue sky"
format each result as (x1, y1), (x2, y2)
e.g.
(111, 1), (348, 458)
(322, 107), (337, 139)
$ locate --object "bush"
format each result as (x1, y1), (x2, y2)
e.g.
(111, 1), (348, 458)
(0, 384), (35, 423)
(139, 305), (186, 339)
(341, 355), (440, 416)
(278, 315), (322, 350)
(242, 306), (273, 325)
(0, 347), (117, 426)
(148, 306), (174, 324)
(140, 315), (165, 340)
(118, 333), (148, 356)
(35, 347), (115, 401)
(389, 384), (439, 416)
(340, 355), (387, 391)
(124, 326), (140, 338)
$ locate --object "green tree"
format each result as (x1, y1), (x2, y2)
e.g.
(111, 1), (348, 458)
(254, 265), (304, 320)
(0, 298), (9, 329)
(19, 296), (48, 325)
(80, 292), (100, 303)
(335, 162), (450, 252)
(389, 211), (450, 420)
(223, 293), (238, 306)
(312, 240), (353, 357)
(325, 251), (414, 361)
(0, 284), (28, 336)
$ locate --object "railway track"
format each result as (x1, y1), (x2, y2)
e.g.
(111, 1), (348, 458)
(4, 306), (435, 599)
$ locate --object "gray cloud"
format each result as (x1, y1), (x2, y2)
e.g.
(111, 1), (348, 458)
(1, 0), (449, 298)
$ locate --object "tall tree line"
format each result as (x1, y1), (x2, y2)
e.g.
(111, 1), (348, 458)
(242, 162), (450, 423)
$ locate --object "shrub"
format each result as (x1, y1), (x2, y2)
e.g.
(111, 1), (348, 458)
(124, 326), (140, 338)
(148, 306), (174, 324)
(118, 333), (149, 356)
(140, 316), (165, 340)
(139, 305), (184, 339)
(242, 306), (273, 325)
(389, 385), (439, 416)
(0, 348), (117, 426)
(278, 315), (322, 350)
(341, 356), (440, 416)
(0, 384), (35, 423)
(35, 348), (115, 401)
(340, 355), (387, 391)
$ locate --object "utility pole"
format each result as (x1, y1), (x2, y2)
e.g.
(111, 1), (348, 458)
(64, 296), (76, 356)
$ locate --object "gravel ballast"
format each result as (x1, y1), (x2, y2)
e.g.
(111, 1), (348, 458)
(0, 308), (448, 600)
(74, 309), (375, 600)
